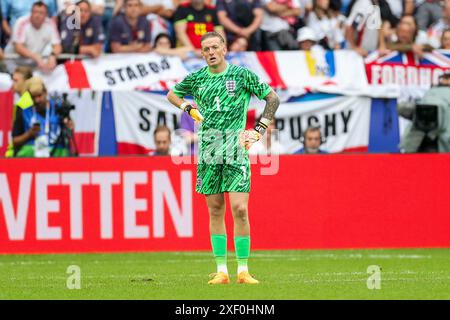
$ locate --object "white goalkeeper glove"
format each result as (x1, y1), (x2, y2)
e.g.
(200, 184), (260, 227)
(240, 117), (271, 150)
(180, 102), (204, 123)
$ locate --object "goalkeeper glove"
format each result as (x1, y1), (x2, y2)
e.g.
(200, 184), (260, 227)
(180, 102), (204, 123)
(241, 117), (271, 150)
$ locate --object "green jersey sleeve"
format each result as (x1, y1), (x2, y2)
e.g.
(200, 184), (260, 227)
(243, 69), (272, 100)
(173, 73), (195, 98)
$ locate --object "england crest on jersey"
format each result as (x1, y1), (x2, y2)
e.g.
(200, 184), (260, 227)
(225, 80), (236, 96)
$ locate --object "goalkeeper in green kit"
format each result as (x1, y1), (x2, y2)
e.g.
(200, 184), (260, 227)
(167, 32), (280, 284)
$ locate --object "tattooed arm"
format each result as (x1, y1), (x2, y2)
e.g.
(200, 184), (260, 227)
(261, 90), (280, 122)
(242, 90), (280, 150)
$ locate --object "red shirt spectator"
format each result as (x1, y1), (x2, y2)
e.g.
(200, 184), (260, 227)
(173, 0), (225, 49)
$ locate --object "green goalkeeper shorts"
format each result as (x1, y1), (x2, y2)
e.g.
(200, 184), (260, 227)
(196, 160), (251, 195)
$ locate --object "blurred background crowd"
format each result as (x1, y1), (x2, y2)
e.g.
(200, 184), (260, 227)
(0, 0), (448, 73)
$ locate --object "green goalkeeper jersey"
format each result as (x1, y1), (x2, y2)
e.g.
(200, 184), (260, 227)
(173, 63), (271, 133)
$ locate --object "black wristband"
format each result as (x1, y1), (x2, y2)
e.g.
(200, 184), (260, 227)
(254, 121), (268, 135)
(184, 104), (193, 115)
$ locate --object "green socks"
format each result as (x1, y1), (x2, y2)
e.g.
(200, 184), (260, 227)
(211, 234), (251, 274)
(234, 236), (250, 274)
(211, 234), (228, 274)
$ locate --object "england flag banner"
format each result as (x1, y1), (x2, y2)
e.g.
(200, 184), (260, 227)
(34, 50), (450, 97)
(39, 53), (189, 91)
(37, 51), (370, 96)
(112, 91), (184, 155)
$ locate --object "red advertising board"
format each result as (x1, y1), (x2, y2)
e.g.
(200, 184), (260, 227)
(1, 154), (450, 254)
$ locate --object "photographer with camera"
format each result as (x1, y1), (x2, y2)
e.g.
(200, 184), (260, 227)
(398, 73), (450, 153)
(12, 77), (75, 157)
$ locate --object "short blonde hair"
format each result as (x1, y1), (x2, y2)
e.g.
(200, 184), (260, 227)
(201, 31), (225, 45)
(25, 77), (46, 96)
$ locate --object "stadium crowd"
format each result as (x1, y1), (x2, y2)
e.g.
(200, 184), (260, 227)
(0, 0), (449, 157)
(0, 0), (449, 72)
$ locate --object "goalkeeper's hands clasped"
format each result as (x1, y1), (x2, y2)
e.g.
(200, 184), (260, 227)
(180, 102), (204, 123)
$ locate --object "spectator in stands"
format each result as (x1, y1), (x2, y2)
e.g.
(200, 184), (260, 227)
(293, 126), (328, 154)
(60, 0), (105, 57)
(109, 0), (152, 53)
(345, 0), (397, 56)
(229, 36), (249, 52)
(173, 0), (225, 49)
(379, 15), (431, 55)
(415, 0), (443, 31)
(151, 125), (173, 156)
(427, 0), (450, 48)
(153, 32), (199, 59)
(12, 66), (33, 98)
(1, 0), (57, 37)
(141, 0), (176, 44)
(399, 15), (429, 45)
(12, 77), (75, 157)
(9, 2), (61, 73)
(379, 17), (433, 56)
(441, 28), (450, 49)
(260, 0), (302, 50)
(249, 118), (285, 155)
(297, 26), (319, 50)
(307, 0), (345, 49)
(216, 0), (264, 51)
(4, 66), (34, 157)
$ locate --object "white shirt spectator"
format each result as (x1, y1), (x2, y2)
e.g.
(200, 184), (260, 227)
(260, 0), (301, 33)
(142, 0), (175, 43)
(10, 15), (61, 56)
(345, 0), (381, 52)
(307, 11), (345, 49)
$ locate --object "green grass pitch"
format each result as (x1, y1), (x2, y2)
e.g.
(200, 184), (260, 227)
(1, 248), (449, 299)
